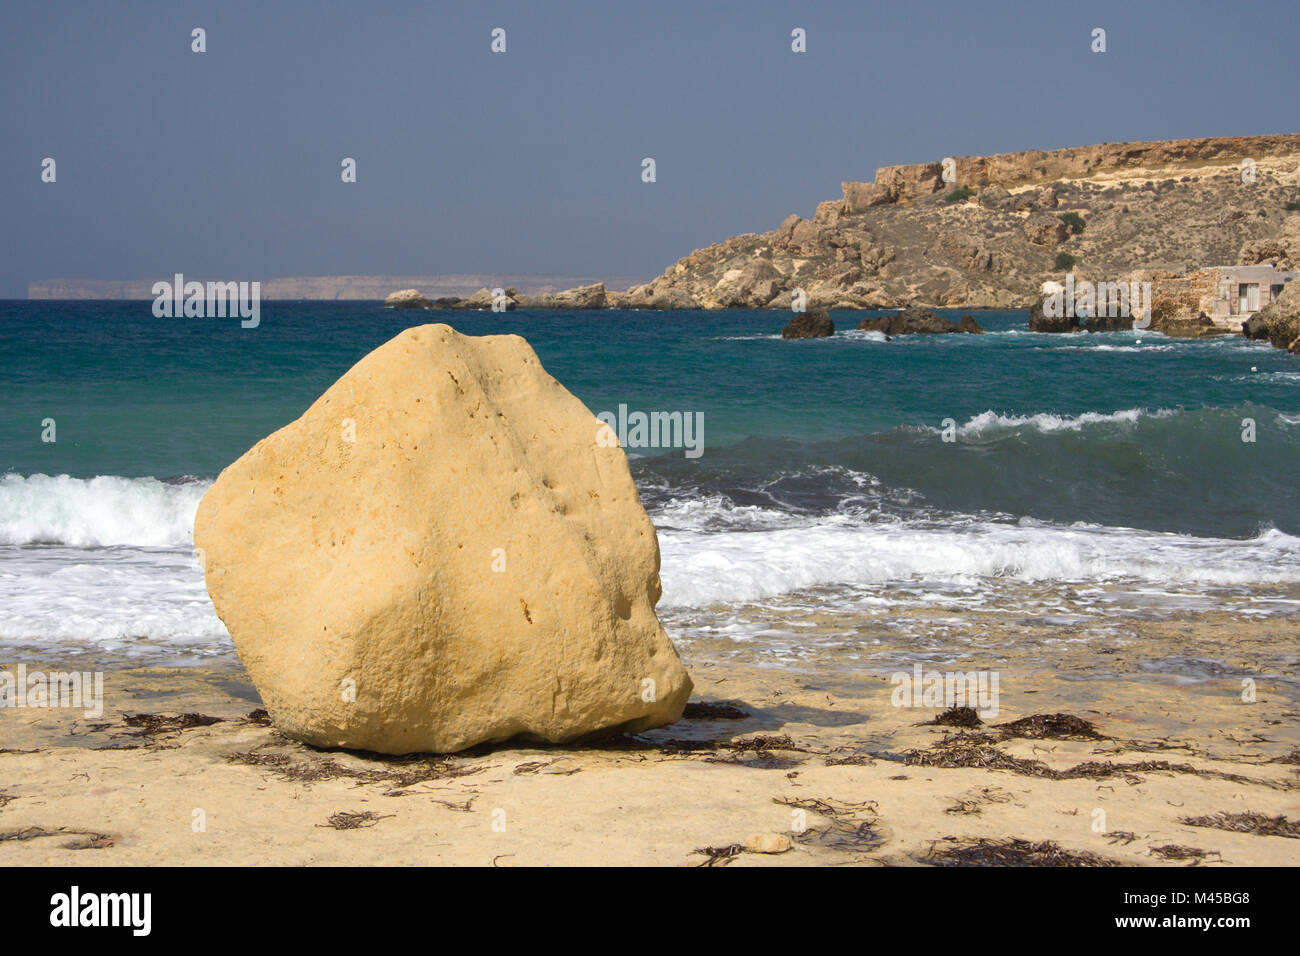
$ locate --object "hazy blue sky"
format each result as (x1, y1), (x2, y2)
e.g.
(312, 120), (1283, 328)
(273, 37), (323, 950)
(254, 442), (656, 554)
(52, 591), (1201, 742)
(1, 0), (1296, 296)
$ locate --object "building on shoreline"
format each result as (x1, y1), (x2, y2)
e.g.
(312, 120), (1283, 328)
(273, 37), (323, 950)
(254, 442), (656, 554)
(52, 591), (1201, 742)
(1148, 265), (1299, 331)
(1201, 265), (1299, 328)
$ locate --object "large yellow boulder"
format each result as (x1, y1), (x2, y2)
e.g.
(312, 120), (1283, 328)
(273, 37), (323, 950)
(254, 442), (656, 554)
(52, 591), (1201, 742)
(194, 324), (691, 753)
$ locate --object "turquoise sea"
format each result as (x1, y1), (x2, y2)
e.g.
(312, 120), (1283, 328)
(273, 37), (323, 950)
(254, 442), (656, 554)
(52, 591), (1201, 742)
(3, 301), (1299, 667)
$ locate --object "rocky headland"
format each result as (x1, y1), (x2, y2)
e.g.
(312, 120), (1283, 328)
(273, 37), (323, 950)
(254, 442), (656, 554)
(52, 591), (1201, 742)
(386, 135), (1300, 352)
(620, 134), (1300, 312)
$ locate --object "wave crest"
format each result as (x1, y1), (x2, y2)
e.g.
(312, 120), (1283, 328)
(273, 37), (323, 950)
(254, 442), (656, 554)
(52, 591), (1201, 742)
(0, 474), (209, 547)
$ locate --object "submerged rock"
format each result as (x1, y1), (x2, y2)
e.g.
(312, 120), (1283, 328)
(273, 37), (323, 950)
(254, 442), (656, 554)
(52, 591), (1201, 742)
(857, 307), (984, 335)
(194, 324), (692, 754)
(781, 310), (835, 338)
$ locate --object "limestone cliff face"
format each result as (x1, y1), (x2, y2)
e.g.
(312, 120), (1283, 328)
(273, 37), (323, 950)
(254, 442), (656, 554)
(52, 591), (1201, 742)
(842, 135), (1300, 210)
(631, 134), (1300, 310)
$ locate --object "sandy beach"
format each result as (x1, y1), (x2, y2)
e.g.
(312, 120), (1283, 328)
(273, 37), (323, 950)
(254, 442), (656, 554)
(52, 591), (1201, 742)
(4, 608), (1297, 867)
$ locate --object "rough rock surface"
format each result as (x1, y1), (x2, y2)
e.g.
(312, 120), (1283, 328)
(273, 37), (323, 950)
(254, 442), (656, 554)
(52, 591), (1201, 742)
(781, 310), (834, 338)
(1238, 214), (1300, 270)
(1028, 298), (1078, 333)
(858, 307), (984, 335)
(1252, 280), (1300, 352)
(744, 832), (793, 854)
(1083, 312), (1135, 333)
(630, 134), (1300, 310)
(529, 282), (608, 310)
(194, 324), (693, 754)
(384, 289), (433, 309)
(1242, 314), (1271, 340)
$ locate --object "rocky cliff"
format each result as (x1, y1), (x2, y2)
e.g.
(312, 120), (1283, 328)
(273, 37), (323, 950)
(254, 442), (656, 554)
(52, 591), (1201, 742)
(624, 134), (1300, 310)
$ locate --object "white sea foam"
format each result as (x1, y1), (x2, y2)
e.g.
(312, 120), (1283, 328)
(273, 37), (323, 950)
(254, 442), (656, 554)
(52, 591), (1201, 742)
(841, 329), (890, 342)
(1, 472), (1297, 658)
(924, 407), (1178, 439)
(1041, 344), (1176, 353)
(0, 544), (229, 655)
(655, 515), (1300, 608)
(0, 473), (209, 547)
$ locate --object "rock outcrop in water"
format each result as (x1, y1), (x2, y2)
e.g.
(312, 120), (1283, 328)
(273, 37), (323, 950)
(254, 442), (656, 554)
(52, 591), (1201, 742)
(384, 289), (434, 309)
(390, 283), (608, 311)
(1251, 280), (1300, 352)
(781, 310), (834, 338)
(1028, 298), (1078, 333)
(194, 323), (692, 754)
(528, 282), (607, 310)
(857, 307), (985, 335)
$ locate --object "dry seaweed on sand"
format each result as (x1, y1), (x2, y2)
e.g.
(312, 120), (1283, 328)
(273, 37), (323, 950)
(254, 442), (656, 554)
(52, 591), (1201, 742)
(903, 733), (1292, 789)
(1271, 747), (1300, 765)
(774, 796), (883, 852)
(921, 837), (1123, 867)
(0, 826), (55, 842)
(512, 760), (581, 776)
(682, 702), (749, 721)
(1058, 759), (1284, 790)
(726, 734), (806, 753)
(0, 826), (113, 848)
(594, 731), (806, 759)
(431, 797), (477, 813)
(694, 843), (745, 867)
(945, 787), (1012, 815)
(1105, 831), (1142, 845)
(243, 708), (273, 726)
(60, 830), (115, 850)
(922, 706), (983, 728)
(994, 713), (1101, 740)
(1182, 811), (1300, 839)
(824, 753), (876, 766)
(319, 810), (393, 830)
(932, 730), (1002, 748)
(592, 734), (719, 755)
(122, 712), (224, 735)
(225, 750), (480, 788)
(904, 735), (1054, 776)
(776, 795), (878, 818)
(1149, 844), (1222, 863)
(707, 735), (809, 769)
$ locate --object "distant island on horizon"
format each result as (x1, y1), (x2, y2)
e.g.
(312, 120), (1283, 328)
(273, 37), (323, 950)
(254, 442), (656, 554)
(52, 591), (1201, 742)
(25, 274), (650, 301)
